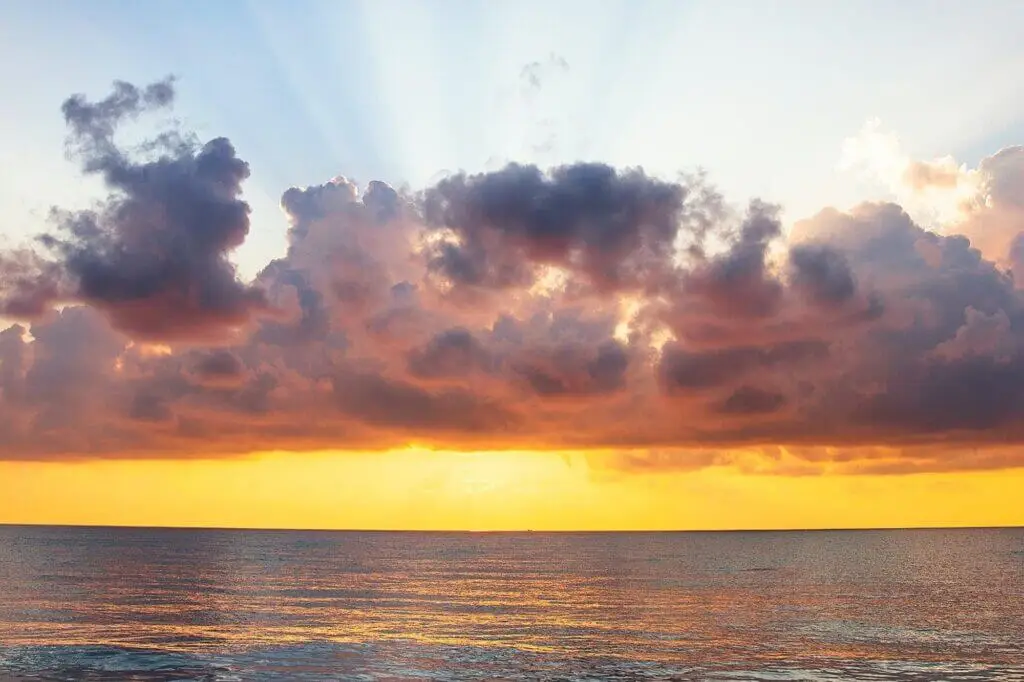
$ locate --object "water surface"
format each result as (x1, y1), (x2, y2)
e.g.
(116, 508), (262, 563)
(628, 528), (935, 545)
(1, 526), (1022, 680)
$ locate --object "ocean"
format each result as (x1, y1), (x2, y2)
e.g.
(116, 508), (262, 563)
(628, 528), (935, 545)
(0, 525), (1021, 681)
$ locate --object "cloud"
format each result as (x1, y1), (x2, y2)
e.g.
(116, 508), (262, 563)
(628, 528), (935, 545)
(903, 159), (961, 191)
(0, 77), (265, 341)
(407, 328), (495, 380)
(189, 349), (247, 387)
(716, 386), (788, 416)
(0, 250), (63, 317)
(659, 340), (828, 393)
(4, 78), (1024, 476)
(839, 119), (1024, 275)
(788, 244), (857, 307)
(420, 162), (686, 294)
(956, 146), (1024, 275)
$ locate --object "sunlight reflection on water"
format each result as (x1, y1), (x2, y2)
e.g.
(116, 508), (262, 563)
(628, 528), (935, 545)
(0, 527), (1022, 680)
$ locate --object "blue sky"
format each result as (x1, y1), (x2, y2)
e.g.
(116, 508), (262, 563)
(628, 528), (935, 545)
(2, 0), (1023, 277)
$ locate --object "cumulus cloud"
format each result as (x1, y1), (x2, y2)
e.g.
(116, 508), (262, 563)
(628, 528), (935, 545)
(3, 78), (1024, 476)
(0, 77), (264, 341)
(956, 146), (1024, 275)
(839, 119), (1024, 275)
(420, 162), (686, 294)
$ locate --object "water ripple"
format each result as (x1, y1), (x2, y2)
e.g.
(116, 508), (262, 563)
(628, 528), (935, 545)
(1, 527), (1022, 680)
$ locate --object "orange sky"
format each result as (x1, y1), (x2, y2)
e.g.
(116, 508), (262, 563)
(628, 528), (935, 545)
(2, 450), (1022, 531)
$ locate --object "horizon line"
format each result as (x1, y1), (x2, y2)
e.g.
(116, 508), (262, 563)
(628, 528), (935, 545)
(1, 521), (1021, 534)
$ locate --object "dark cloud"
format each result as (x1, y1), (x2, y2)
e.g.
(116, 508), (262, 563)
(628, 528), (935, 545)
(0, 251), (64, 317)
(408, 328), (495, 380)
(190, 349), (246, 387)
(129, 392), (174, 423)
(585, 340), (630, 392)
(65, 78), (173, 128)
(332, 369), (516, 434)
(856, 352), (1024, 434)
(421, 162), (686, 293)
(660, 340), (828, 393)
(281, 176), (360, 242)
(789, 244), (857, 306)
(1010, 233), (1024, 277)
(363, 180), (402, 223)
(682, 200), (783, 318)
(406, 314), (631, 401)
(8, 77), (1024, 475)
(1, 78), (264, 340)
(717, 386), (788, 415)
(512, 338), (630, 397)
(0, 325), (27, 402)
(253, 262), (332, 345)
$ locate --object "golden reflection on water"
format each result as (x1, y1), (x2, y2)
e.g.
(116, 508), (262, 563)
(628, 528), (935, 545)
(1, 527), (1023, 678)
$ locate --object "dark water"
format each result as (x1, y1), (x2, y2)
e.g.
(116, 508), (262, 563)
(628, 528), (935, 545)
(0, 526), (1022, 681)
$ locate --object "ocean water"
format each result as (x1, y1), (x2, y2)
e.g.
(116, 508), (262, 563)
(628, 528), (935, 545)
(0, 526), (1021, 681)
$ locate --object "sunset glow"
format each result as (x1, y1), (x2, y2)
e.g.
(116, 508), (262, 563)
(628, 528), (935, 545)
(3, 1), (1024, 535)
(3, 451), (1023, 531)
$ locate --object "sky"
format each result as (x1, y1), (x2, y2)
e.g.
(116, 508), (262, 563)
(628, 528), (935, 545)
(2, 0), (1024, 530)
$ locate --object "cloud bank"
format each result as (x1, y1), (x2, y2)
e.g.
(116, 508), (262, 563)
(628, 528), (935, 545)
(2, 78), (1024, 475)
